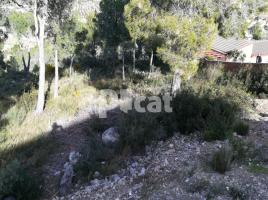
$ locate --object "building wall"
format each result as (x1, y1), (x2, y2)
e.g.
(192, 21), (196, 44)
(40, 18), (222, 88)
(240, 44), (254, 63)
(205, 50), (227, 61)
(226, 44), (253, 62)
(251, 55), (268, 63)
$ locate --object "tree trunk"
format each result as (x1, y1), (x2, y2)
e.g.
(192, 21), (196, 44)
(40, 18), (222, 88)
(133, 48), (136, 72)
(171, 70), (181, 97)
(54, 49), (59, 98)
(133, 39), (136, 72)
(149, 50), (154, 74)
(69, 55), (74, 77)
(36, 17), (46, 113)
(122, 51), (125, 81)
(22, 52), (31, 74)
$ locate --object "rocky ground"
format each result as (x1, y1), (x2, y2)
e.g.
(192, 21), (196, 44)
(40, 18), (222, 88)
(49, 100), (268, 200)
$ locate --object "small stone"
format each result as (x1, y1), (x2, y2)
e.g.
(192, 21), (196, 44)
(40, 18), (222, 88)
(54, 171), (61, 176)
(138, 168), (146, 176)
(131, 162), (138, 168)
(111, 174), (121, 182)
(90, 179), (100, 186)
(93, 171), (100, 178)
(69, 151), (81, 165)
(102, 127), (120, 146)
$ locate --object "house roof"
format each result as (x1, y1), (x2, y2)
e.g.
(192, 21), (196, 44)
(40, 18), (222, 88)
(252, 40), (268, 56)
(212, 36), (252, 54)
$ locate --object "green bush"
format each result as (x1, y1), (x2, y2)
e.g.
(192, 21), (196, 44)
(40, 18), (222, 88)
(211, 146), (233, 174)
(75, 136), (119, 182)
(199, 60), (267, 97)
(249, 164), (268, 174)
(233, 121), (249, 136)
(0, 160), (40, 200)
(5, 90), (37, 126)
(173, 89), (238, 140)
(8, 11), (34, 35)
(172, 79), (252, 141)
(118, 110), (168, 152)
(229, 186), (248, 200)
(230, 137), (257, 163)
(236, 66), (268, 96)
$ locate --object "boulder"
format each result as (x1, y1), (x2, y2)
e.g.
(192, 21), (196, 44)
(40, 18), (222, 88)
(69, 151), (81, 165)
(102, 127), (120, 146)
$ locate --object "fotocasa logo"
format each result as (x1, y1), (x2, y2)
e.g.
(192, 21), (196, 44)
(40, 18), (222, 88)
(98, 89), (173, 118)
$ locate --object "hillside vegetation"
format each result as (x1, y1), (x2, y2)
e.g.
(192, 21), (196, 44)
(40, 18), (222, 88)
(0, 0), (267, 200)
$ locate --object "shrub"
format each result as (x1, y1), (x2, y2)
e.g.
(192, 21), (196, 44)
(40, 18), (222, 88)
(173, 89), (238, 140)
(0, 160), (40, 200)
(229, 186), (248, 200)
(172, 79), (253, 141)
(75, 136), (119, 182)
(8, 11), (34, 35)
(233, 121), (249, 136)
(5, 90), (37, 126)
(118, 110), (168, 152)
(89, 115), (110, 133)
(230, 138), (249, 162)
(211, 146), (233, 174)
(248, 164), (268, 174)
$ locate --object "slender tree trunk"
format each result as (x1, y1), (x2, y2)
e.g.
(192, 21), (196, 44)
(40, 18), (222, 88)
(36, 17), (46, 113)
(171, 70), (181, 97)
(54, 49), (59, 98)
(149, 50), (154, 73)
(69, 55), (74, 77)
(22, 52), (31, 74)
(133, 39), (136, 72)
(133, 48), (136, 72)
(122, 51), (125, 81)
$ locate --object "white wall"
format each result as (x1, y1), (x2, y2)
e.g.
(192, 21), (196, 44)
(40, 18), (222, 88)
(226, 44), (253, 62)
(251, 55), (268, 63)
(240, 44), (254, 63)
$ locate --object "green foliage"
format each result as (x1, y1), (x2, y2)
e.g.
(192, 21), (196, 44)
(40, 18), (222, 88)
(227, 50), (246, 62)
(125, 0), (216, 75)
(252, 23), (263, 40)
(211, 146), (233, 174)
(118, 110), (169, 152)
(157, 15), (216, 76)
(249, 164), (268, 174)
(55, 13), (96, 60)
(172, 80), (251, 141)
(0, 160), (40, 200)
(230, 137), (258, 163)
(229, 186), (248, 200)
(124, 0), (157, 42)
(258, 4), (268, 13)
(199, 61), (266, 97)
(233, 65), (268, 96)
(97, 0), (130, 47)
(5, 90), (37, 127)
(8, 11), (34, 35)
(153, 0), (257, 39)
(0, 70), (37, 99)
(233, 121), (249, 136)
(75, 134), (121, 181)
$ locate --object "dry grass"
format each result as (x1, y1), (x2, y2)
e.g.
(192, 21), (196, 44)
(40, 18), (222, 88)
(0, 74), (99, 167)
